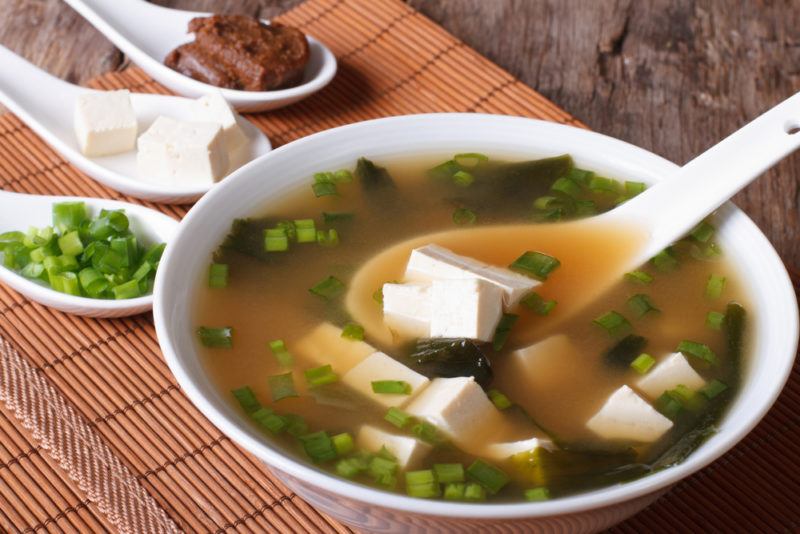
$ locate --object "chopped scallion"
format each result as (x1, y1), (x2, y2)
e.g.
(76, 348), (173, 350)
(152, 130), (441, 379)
(309, 275), (345, 300)
(464, 482), (486, 501)
(624, 181), (646, 198)
(509, 251), (561, 280)
(677, 340), (717, 365)
(264, 228), (289, 252)
(655, 391), (682, 419)
(299, 431), (338, 463)
(466, 460), (509, 494)
(453, 152), (488, 167)
(251, 407), (289, 434)
(231, 386), (260, 414)
(268, 339), (294, 367)
(487, 389), (512, 410)
(520, 292), (557, 315)
(627, 294), (659, 317)
(197, 326), (233, 348)
(208, 263), (229, 288)
(651, 248), (678, 272)
(294, 219), (317, 243)
(434, 463), (465, 483)
(443, 482), (466, 500)
(706, 274), (726, 299)
(701, 379), (728, 399)
(550, 176), (582, 198)
(371, 380), (412, 395)
(332, 432), (354, 455)
(384, 407), (414, 428)
(452, 170), (475, 187)
(690, 221), (716, 243)
(267, 372), (298, 401)
(341, 322), (365, 341)
(492, 313), (518, 351)
(524, 487), (550, 501)
(411, 421), (443, 444)
(316, 229), (339, 247)
(312, 181), (338, 197)
(592, 311), (631, 337)
(625, 270), (653, 284)
(589, 176), (619, 193)
(452, 207), (477, 225)
(630, 353), (656, 374)
(706, 311), (725, 330)
(304, 365), (339, 388)
(405, 470), (440, 498)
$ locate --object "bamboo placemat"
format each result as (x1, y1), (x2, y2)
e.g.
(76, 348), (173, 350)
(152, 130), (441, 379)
(0, 0), (797, 531)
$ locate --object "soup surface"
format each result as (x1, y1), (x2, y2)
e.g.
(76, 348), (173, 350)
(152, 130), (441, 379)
(194, 154), (749, 502)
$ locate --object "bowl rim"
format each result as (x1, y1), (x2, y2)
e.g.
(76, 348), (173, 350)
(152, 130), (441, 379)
(154, 113), (799, 519)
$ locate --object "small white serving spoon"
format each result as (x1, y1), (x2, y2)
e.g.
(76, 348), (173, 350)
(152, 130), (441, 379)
(0, 45), (272, 204)
(0, 190), (178, 317)
(63, 0), (338, 112)
(348, 92), (800, 344)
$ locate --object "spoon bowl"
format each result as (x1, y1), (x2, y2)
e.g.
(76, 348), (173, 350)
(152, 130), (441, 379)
(0, 45), (272, 204)
(64, 0), (338, 112)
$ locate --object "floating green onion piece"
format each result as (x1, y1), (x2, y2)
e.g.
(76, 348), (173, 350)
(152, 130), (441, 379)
(464, 482), (487, 501)
(304, 364), (339, 388)
(627, 294), (659, 317)
(197, 326), (233, 348)
(651, 248), (678, 272)
(316, 229), (339, 247)
(208, 263), (229, 288)
(294, 219), (317, 243)
(434, 463), (465, 483)
(314, 171), (334, 183)
(369, 455), (398, 485)
(575, 199), (597, 216)
(112, 279), (140, 300)
(524, 487), (550, 501)
(453, 152), (488, 167)
(625, 270), (653, 284)
(264, 228), (289, 252)
(52, 202), (88, 233)
(428, 159), (460, 178)
(268, 339), (294, 367)
(690, 221), (716, 243)
(706, 311), (725, 330)
(322, 211), (354, 224)
(701, 379), (729, 399)
(551, 176), (582, 198)
(411, 421), (443, 444)
(332, 432), (355, 455)
(452, 170), (475, 187)
(332, 169), (353, 183)
(309, 275), (345, 300)
(452, 207), (477, 225)
(405, 469), (437, 486)
(520, 292), (557, 315)
(487, 389), (512, 410)
(466, 460), (509, 494)
(668, 384), (706, 411)
(566, 167), (594, 185)
(384, 407), (414, 428)
(312, 181), (338, 197)
(371, 380), (411, 395)
(509, 251), (561, 280)
(706, 274), (726, 299)
(443, 482), (466, 500)
(231, 386), (260, 414)
(57, 231), (83, 256)
(655, 391), (683, 419)
(285, 414), (309, 437)
(405, 470), (440, 498)
(336, 456), (368, 478)
(624, 181), (646, 198)
(341, 322), (365, 341)
(677, 340), (717, 365)
(299, 431), (338, 463)
(252, 407), (288, 434)
(589, 176), (619, 193)
(492, 313), (518, 351)
(267, 372), (298, 401)
(691, 241), (723, 261)
(276, 220), (297, 241)
(593, 311), (631, 337)
(630, 353), (656, 374)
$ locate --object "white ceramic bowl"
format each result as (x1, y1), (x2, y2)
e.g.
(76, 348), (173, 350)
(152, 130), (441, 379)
(153, 114), (799, 532)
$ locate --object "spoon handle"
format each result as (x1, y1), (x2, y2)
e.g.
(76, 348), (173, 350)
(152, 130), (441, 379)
(614, 91), (800, 261)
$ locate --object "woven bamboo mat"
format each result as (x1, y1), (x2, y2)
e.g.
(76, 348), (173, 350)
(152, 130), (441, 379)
(0, 0), (797, 531)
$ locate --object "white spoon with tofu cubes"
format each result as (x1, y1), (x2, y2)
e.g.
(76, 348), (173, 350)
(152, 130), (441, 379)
(0, 190), (178, 317)
(0, 45), (271, 204)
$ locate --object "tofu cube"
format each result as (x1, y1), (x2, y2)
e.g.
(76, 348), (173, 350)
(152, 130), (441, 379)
(429, 278), (503, 342)
(586, 385), (673, 443)
(356, 425), (431, 469)
(192, 91), (248, 154)
(405, 244), (539, 308)
(509, 335), (580, 377)
(73, 90), (137, 157)
(293, 322), (376, 374)
(482, 436), (553, 461)
(341, 352), (430, 409)
(137, 116), (228, 185)
(382, 282), (431, 338)
(636, 352), (706, 399)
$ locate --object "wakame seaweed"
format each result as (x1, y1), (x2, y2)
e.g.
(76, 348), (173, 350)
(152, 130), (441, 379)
(216, 217), (275, 261)
(408, 338), (493, 389)
(355, 157), (396, 190)
(604, 334), (648, 368)
(723, 302), (746, 371)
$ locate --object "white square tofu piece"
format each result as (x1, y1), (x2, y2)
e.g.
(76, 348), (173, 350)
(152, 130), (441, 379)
(341, 352), (430, 409)
(74, 90), (137, 157)
(429, 278), (503, 342)
(293, 322), (376, 374)
(636, 352), (706, 399)
(382, 282), (431, 338)
(405, 244), (539, 308)
(356, 425), (431, 469)
(586, 385), (673, 443)
(137, 116), (229, 185)
(192, 91), (248, 154)
(509, 335), (580, 376)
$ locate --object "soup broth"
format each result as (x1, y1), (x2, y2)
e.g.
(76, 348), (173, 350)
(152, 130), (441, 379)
(194, 154), (749, 502)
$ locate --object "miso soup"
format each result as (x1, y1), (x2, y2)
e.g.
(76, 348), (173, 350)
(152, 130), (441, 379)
(194, 154), (749, 502)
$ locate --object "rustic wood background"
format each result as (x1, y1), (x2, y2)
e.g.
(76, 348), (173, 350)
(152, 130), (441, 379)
(1, 0), (799, 268)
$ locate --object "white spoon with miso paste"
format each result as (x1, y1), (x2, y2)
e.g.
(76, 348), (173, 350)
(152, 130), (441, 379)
(348, 92), (800, 346)
(0, 45), (272, 204)
(0, 190), (178, 317)
(63, 0), (338, 112)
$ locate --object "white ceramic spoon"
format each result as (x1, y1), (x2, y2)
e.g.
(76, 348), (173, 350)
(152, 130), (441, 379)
(348, 92), (800, 344)
(63, 0), (338, 112)
(0, 190), (178, 317)
(0, 45), (272, 204)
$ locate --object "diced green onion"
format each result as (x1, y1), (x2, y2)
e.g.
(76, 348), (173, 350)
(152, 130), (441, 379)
(706, 311), (725, 330)
(524, 487), (550, 501)
(520, 292), (557, 315)
(309, 275), (345, 300)
(251, 407), (288, 434)
(593, 311), (631, 337)
(411, 421), (443, 444)
(312, 181), (338, 197)
(625, 181), (646, 198)
(691, 241), (723, 260)
(706, 274), (726, 299)
(294, 219), (317, 243)
(332, 432), (354, 455)
(276, 220), (297, 241)
(285, 414), (309, 437)
(467, 459), (509, 494)
(443, 482), (466, 500)
(368, 455), (398, 486)
(304, 365), (339, 388)
(341, 322), (365, 341)
(627, 294), (659, 317)
(208, 263), (228, 288)
(316, 229), (339, 247)
(677, 340), (717, 365)
(487, 389), (512, 410)
(52, 202), (88, 233)
(268, 339), (294, 367)
(492, 313), (518, 351)
(452, 207), (477, 225)
(651, 248), (678, 272)
(566, 167), (594, 184)
(589, 176), (619, 193)
(575, 199), (597, 216)
(20, 262), (44, 280)
(464, 482), (486, 501)
(332, 169), (353, 183)
(197, 327), (233, 348)
(322, 211), (354, 224)
(336, 456), (368, 478)
(384, 407), (414, 428)
(232, 386), (260, 413)
(701, 379), (728, 399)
(690, 221), (715, 243)
(452, 170), (475, 187)
(428, 159), (460, 178)
(551, 176), (582, 198)
(509, 251), (561, 280)
(112, 279), (140, 300)
(625, 270), (654, 284)
(630, 353), (656, 374)
(453, 153), (488, 167)
(655, 391), (682, 419)
(299, 431), (338, 463)
(142, 243), (166, 265)
(57, 231), (83, 256)
(668, 384), (706, 411)
(267, 372), (298, 401)
(405, 470), (440, 498)
(264, 228), (289, 252)
(434, 463), (465, 483)
(78, 267), (109, 298)
(371, 380), (412, 395)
